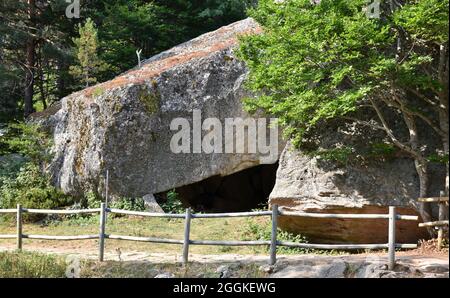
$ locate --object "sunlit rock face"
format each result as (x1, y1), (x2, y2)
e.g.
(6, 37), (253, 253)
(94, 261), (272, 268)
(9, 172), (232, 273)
(33, 17), (445, 243)
(40, 18), (283, 199)
(269, 141), (435, 244)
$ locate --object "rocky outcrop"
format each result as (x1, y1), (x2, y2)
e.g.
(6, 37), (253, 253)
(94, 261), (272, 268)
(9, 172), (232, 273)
(269, 142), (431, 243)
(44, 18), (283, 199)
(269, 255), (449, 278)
(35, 17), (444, 243)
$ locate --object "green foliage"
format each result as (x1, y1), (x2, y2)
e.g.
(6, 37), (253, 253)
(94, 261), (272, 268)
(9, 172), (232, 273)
(1, 123), (52, 164)
(427, 153), (449, 164)
(0, 251), (67, 278)
(0, 163), (71, 216)
(306, 142), (399, 166)
(109, 197), (146, 212)
(0, 0), (252, 120)
(237, 0), (449, 154)
(394, 0), (449, 44)
(313, 146), (355, 165)
(161, 189), (185, 214)
(242, 217), (310, 254)
(0, 154), (26, 187)
(0, 123), (72, 220)
(84, 190), (102, 208)
(70, 18), (111, 88)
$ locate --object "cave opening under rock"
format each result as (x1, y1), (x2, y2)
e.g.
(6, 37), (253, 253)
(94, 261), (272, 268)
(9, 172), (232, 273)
(159, 163), (279, 213)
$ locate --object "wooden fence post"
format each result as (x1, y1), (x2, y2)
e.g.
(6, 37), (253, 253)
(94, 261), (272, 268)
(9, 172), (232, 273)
(438, 190), (446, 250)
(17, 204), (22, 251)
(270, 205), (278, 266)
(388, 206), (396, 270)
(99, 203), (106, 262)
(104, 170), (109, 224)
(182, 208), (192, 265)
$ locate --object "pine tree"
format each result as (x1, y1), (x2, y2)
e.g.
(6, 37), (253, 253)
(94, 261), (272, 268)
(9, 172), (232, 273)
(70, 18), (109, 88)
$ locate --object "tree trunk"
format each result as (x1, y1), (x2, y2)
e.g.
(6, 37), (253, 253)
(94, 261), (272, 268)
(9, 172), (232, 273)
(438, 44), (449, 195)
(24, 0), (36, 118)
(56, 60), (66, 99)
(402, 111), (434, 236)
(24, 38), (36, 117)
(415, 159), (433, 223)
(37, 49), (47, 110)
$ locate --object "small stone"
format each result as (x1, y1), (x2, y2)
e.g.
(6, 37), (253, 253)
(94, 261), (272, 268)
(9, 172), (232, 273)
(420, 264), (449, 274)
(259, 265), (274, 274)
(216, 265), (231, 278)
(317, 261), (347, 278)
(154, 272), (175, 278)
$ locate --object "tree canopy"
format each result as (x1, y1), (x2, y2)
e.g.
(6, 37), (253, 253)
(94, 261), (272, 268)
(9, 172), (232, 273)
(238, 0), (449, 221)
(0, 0), (254, 121)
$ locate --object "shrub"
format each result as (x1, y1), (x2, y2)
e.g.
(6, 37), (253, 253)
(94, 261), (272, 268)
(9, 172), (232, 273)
(161, 190), (184, 214)
(0, 154), (27, 187)
(0, 163), (72, 221)
(242, 217), (310, 254)
(2, 122), (52, 165)
(0, 122), (73, 221)
(109, 197), (146, 211)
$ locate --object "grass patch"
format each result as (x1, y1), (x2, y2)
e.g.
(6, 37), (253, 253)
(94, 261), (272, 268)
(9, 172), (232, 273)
(0, 215), (343, 256)
(82, 261), (266, 278)
(0, 251), (268, 278)
(0, 251), (66, 278)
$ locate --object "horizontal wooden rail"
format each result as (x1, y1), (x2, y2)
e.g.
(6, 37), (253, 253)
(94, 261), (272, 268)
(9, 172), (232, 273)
(279, 210), (389, 219)
(278, 241), (388, 250)
(277, 242), (417, 250)
(24, 208), (101, 215)
(418, 197), (449, 203)
(418, 220), (449, 228)
(0, 234), (16, 239)
(279, 209), (418, 221)
(106, 234), (184, 244)
(190, 240), (271, 246)
(396, 244), (418, 249)
(107, 208), (185, 218)
(191, 211), (272, 218)
(397, 215), (419, 221)
(0, 205), (419, 269)
(23, 234), (99, 240)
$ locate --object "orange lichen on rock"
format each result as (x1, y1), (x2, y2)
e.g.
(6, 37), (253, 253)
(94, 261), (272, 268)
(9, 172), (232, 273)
(81, 20), (262, 98)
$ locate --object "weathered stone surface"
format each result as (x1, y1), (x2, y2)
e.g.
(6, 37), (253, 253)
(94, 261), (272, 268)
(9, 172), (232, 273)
(43, 18), (282, 199)
(33, 16), (444, 243)
(270, 256), (449, 278)
(142, 194), (164, 213)
(269, 142), (429, 243)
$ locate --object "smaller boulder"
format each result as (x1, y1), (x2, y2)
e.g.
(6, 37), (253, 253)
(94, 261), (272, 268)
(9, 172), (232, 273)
(143, 194), (164, 213)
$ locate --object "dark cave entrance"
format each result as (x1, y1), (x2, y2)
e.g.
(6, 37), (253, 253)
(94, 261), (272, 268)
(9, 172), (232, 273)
(164, 163), (278, 213)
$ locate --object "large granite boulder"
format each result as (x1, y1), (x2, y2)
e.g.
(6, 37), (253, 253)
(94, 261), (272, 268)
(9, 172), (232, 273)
(33, 17), (444, 243)
(43, 18), (284, 199)
(269, 142), (432, 244)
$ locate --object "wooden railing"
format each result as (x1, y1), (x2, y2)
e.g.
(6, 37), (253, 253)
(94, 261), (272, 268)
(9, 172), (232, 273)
(418, 191), (449, 249)
(0, 204), (419, 270)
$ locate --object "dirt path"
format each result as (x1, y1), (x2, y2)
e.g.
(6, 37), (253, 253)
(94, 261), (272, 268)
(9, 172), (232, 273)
(1, 243), (448, 278)
(1, 242), (447, 263)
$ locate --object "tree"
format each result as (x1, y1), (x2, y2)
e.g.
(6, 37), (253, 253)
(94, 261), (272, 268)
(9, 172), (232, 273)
(70, 18), (109, 88)
(238, 0), (448, 224)
(0, 0), (76, 120)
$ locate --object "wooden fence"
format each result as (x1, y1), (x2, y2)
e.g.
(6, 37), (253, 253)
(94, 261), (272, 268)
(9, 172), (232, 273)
(418, 191), (449, 249)
(0, 204), (419, 270)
